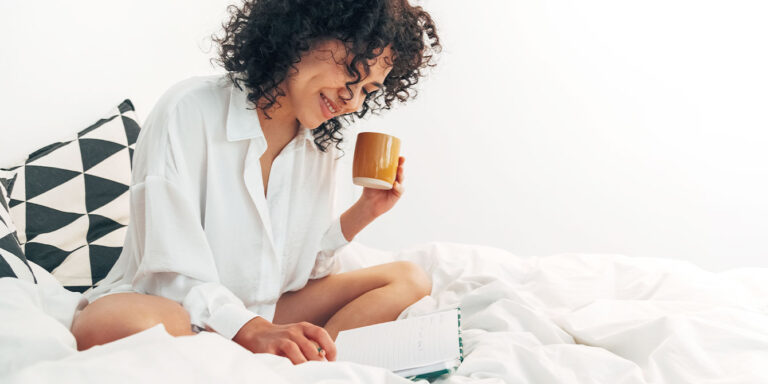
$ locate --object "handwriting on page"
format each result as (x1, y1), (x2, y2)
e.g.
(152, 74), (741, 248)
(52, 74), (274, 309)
(335, 309), (459, 371)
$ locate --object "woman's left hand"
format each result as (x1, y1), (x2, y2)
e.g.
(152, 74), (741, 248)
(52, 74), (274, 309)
(358, 156), (405, 218)
(339, 157), (405, 241)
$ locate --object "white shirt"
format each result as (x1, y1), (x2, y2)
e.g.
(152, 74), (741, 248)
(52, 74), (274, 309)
(87, 75), (350, 339)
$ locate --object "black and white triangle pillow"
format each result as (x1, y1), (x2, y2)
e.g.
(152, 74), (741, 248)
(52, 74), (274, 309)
(0, 180), (36, 282)
(0, 100), (139, 292)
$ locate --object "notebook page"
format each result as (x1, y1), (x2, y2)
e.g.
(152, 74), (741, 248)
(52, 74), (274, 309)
(335, 309), (460, 371)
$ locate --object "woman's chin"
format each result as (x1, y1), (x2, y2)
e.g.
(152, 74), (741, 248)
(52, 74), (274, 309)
(302, 115), (327, 129)
(294, 119), (313, 131)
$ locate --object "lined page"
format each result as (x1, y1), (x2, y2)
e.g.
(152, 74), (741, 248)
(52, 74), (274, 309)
(335, 309), (460, 371)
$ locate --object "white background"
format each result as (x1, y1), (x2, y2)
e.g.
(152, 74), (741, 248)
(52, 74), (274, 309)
(1, 0), (766, 271)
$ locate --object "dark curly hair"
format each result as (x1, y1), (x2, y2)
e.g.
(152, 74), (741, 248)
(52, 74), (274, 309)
(211, 0), (441, 152)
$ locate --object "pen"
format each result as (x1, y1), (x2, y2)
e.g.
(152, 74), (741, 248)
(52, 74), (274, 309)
(310, 338), (328, 362)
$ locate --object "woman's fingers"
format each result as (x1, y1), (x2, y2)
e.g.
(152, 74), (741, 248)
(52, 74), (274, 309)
(392, 181), (405, 197)
(280, 340), (308, 365)
(292, 332), (325, 362)
(396, 156), (405, 184)
(302, 323), (337, 361)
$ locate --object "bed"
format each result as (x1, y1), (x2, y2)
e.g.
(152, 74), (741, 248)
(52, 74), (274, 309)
(3, 241), (768, 383)
(1, 101), (767, 383)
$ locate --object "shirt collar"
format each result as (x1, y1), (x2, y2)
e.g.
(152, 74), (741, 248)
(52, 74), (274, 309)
(225, 79), (320, 151)
(225, 81), (264, 142)
(299, 126), (318, 151)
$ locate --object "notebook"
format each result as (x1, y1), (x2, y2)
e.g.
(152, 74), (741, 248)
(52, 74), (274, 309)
(335, 308), (464, 381)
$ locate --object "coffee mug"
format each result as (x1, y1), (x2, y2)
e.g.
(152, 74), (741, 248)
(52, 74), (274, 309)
(352, 132), (401, 190)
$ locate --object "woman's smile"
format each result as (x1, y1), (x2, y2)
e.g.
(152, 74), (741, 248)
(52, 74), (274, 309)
(320, 92), (340, 119)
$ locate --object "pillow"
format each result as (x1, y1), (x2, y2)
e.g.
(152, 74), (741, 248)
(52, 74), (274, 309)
(0, 99), (139, 292)
(0, 181), (36, 282)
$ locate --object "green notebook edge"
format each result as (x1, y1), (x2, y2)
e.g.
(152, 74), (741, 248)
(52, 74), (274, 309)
(405, 307), (464, 382)
(408, 367), (456, 381)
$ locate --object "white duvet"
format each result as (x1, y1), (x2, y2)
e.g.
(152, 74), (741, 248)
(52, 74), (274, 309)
(3, 242), (768, 383)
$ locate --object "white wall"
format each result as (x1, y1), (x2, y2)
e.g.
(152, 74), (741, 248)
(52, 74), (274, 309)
(1, 1), (767, 271)
(0, 0), (231, 164)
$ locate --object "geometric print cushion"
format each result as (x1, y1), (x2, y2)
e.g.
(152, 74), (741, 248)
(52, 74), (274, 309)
(0, 248), (36, 282)
(0, 99), (139, 292)
(0, 180), (36, 282)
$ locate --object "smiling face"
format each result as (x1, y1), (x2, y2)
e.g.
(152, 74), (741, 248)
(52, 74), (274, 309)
(280, 39), (394, 128)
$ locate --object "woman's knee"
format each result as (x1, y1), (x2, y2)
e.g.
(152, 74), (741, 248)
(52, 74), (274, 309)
(71, 293), (192, 351)
(388, 261), (432, 300)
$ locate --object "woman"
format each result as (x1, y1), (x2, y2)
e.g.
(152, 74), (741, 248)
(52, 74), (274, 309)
(72, 0), (441, 365)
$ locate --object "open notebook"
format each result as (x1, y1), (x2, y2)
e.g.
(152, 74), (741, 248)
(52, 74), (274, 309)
(335, 308), (463, 381)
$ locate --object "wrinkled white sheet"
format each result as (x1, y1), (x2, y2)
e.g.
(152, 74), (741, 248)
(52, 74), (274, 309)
(4, 242), (768, 383)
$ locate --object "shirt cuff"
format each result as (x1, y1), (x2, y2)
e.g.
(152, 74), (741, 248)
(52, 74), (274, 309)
(310, 217), (350, 279)
(320, 216), (350, 252)
(205, 303), (259, 340)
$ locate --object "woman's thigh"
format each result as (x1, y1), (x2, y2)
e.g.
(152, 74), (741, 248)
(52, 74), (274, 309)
(71, 292), (194, 351)
(272, 261), (431, 327)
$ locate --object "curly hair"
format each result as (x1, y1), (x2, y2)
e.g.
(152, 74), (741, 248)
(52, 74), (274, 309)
(211, 0), (441, 152)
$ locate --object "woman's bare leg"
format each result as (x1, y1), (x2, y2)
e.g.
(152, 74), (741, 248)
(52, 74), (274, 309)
(71, 292), (194, 351)
(273, 261), (432, 340)
(72, 261), (430, 350)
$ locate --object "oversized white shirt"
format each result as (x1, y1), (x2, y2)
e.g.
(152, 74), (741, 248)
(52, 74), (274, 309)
(87, 75), (350, 339)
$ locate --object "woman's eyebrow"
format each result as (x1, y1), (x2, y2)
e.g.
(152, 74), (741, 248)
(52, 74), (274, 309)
(371, 82), (384, 89)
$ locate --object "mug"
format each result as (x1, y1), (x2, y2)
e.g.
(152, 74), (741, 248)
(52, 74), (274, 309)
(352, 132), (401, 190)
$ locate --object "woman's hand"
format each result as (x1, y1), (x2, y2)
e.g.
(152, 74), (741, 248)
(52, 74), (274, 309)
(232, 316), (336, 364)
(340, 156), (406, 241)
(358, 156), (406, 218)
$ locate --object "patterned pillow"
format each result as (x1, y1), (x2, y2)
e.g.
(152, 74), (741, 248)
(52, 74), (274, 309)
(0, 181), (36, 282)
(0, 100), (139, 292)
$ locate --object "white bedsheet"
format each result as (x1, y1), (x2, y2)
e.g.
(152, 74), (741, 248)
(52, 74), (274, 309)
(4, 242), (768, 383)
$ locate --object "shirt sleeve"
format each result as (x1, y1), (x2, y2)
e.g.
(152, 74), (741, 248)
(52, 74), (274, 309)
(129, 175), (258, 339)
(309, 216), (350, 279)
